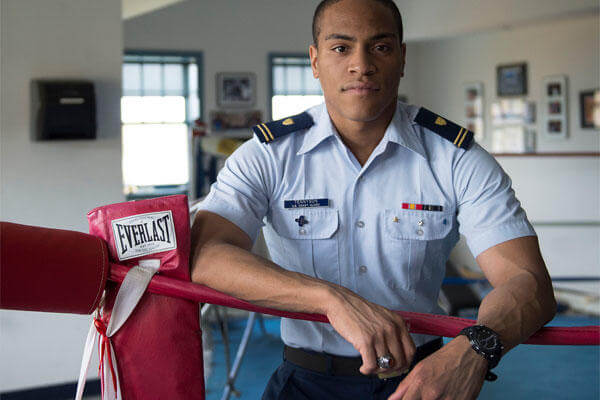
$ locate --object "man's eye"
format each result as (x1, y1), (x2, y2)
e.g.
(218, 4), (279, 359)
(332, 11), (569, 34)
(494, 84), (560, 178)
(375, 45), (391, 52)
(332, 46), (347, 53)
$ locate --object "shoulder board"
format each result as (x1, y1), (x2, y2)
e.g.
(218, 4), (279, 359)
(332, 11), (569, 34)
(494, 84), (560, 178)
(414, 107), (474, 150)
(252, 112), (314, 144)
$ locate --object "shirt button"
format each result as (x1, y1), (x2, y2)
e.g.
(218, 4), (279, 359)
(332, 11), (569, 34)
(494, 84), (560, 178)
(416, 229), (424, 236)
(358, 265), (368, 274)
(356, 220), (365, 228)
(299, 228), (306, 235)
(417, 220), (424, 226)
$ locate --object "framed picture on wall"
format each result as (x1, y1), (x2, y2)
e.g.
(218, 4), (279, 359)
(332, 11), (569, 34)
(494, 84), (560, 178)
(496, 63), (528, 97)
(541, 75), (568, 139)
(580, 89), (600, 129)
(216, 72), (256, 108)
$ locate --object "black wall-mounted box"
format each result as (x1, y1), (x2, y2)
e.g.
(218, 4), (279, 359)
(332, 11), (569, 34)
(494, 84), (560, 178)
(32, 80), (96, 140)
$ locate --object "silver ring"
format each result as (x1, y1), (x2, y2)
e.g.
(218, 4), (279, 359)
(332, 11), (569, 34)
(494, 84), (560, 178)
(376, 354), (394, 369)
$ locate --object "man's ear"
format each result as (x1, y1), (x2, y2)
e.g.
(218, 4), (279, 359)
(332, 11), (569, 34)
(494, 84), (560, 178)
(309, 44), (319, 78)
(400, 42), (406, 78)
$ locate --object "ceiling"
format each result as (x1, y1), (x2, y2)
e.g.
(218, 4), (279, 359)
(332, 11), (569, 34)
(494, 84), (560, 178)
(396, 0), (599, 41)
(122, 0), (186, 20)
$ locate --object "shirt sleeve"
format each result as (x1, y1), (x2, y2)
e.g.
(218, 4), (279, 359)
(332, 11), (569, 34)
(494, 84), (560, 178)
(196, 138), (274, 243)
(454, 143), (536, 258)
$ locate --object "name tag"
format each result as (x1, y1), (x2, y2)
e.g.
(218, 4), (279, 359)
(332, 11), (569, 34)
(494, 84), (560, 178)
(284, 198), (330, 209)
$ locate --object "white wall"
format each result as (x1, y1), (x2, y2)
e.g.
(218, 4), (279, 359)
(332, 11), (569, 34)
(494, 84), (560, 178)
(123, 0), (421, 120)
(0, 0), (123, 392)
(408, 13), (599, 153)
(411, 14), (600, 295)
(124, 0), (317, 119)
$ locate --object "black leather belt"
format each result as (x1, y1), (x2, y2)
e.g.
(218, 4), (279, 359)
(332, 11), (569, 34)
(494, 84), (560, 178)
(284, 338), (443, 377)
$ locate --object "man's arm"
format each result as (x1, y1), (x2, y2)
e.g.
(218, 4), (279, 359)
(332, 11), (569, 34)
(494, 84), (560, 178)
(191, 210), (416, 374)
(389, 235), (557, 400)
(191, 210), (333, 314)
(474, 235), (557, 351)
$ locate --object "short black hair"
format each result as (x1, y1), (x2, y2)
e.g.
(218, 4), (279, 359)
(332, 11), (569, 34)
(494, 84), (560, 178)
(312, 0), (404, 46)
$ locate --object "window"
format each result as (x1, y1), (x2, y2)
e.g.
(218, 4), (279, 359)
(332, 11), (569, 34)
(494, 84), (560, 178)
(269, 54), (323, 120)
(121, 52), (202, 199)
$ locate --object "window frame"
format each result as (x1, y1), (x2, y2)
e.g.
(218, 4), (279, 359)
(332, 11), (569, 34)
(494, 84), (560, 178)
(121, 49), (204, 199)
(123, 49), (204, 121)
(268, 52), (319, 121)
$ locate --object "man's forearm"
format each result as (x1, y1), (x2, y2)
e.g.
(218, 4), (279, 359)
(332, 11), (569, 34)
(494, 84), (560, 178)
(191, 241), (335, 315)
(191, 233), (418, 375)
(475, 270), (556, 353)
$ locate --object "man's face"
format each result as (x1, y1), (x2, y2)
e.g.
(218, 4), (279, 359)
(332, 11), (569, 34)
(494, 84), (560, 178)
(310, 0), (406, 123)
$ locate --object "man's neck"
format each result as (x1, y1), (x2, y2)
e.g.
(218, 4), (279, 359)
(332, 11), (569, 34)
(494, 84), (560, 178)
(327, 101), (397, 166)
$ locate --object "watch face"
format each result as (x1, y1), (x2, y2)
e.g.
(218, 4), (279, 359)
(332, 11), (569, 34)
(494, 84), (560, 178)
(475, 329), (499, 352)
(462, 325), (503, 369)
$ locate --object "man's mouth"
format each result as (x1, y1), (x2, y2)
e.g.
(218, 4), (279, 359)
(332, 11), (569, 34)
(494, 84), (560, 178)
(341, 82), (380, 94)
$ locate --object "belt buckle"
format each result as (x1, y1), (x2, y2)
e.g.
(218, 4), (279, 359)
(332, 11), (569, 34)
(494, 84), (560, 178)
(377, 367), (409, 380)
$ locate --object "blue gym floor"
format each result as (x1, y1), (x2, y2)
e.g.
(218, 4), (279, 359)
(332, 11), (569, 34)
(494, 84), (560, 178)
(204, 313), (600, 400)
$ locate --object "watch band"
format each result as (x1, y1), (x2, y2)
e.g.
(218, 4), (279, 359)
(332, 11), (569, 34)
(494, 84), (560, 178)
(458, 325), (504, 381)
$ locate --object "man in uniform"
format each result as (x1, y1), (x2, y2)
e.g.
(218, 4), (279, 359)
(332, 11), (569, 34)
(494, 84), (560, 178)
(191, 0), (557, 399)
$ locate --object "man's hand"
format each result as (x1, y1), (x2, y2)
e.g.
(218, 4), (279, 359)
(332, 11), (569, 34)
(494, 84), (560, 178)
(325, 286), (416, 375)
(388, 336), (488, 400)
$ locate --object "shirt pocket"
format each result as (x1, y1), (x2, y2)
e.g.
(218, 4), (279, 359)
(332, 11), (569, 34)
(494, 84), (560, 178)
(382, 209), (453, 289)
(270, 208), (340, 284)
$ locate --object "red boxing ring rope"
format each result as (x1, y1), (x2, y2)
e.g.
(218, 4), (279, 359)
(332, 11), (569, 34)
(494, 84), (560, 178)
(109, 263), (600, 346)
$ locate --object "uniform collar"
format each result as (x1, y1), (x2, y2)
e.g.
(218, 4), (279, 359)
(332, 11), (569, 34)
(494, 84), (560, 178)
(386, 102), (428, 160)
(297, 103), (336, 155)
(297, 101), (427, 160)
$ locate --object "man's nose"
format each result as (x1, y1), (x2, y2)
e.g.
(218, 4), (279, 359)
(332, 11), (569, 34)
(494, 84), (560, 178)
(348, 48), (376, 76)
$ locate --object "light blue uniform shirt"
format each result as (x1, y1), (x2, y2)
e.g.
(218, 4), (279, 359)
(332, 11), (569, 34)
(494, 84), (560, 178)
(198, 101), (536, 356)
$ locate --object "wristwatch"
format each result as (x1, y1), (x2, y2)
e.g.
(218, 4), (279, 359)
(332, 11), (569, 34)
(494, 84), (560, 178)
(458, 325), (504, 381)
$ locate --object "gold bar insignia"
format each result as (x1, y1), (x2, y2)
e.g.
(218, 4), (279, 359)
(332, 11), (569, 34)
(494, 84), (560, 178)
(262, 123), (275, 141)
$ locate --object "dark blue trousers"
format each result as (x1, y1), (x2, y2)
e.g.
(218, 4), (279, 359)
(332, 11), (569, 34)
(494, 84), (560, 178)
(262, 360), (406, 400)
